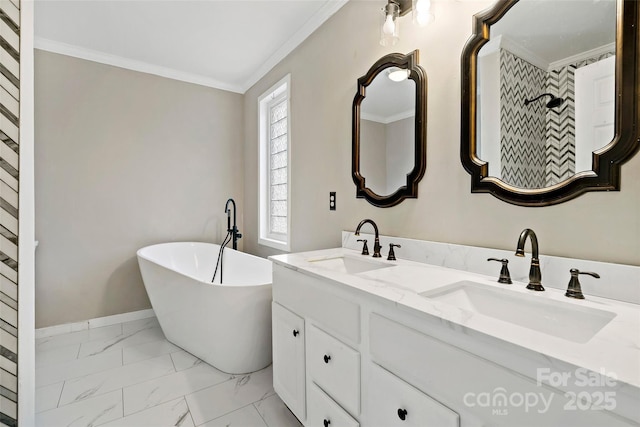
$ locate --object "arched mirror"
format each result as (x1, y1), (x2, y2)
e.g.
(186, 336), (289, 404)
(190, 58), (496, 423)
(353, 50), (427, 208)
(461, 0), (639, 206)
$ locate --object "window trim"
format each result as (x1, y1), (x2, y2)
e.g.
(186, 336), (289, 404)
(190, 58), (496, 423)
(258, 74), (291, 251)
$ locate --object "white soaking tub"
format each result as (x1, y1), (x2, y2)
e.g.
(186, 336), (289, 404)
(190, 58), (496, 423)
(137, 242), (272, 374)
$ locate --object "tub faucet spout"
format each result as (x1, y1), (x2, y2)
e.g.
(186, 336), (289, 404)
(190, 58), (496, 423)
(515, 228), (544, 291)
(355, 219), (381, 258)
(225, 198), (242, 250)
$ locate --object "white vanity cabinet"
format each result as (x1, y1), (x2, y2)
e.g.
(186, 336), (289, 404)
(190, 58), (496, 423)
(271, 262), (636, 427)
(272, 265), (362, 426)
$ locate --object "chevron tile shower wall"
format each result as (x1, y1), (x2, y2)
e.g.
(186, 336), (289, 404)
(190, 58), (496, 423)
(499, 49), (547, 188)
(498, 48), (615, 189)
(0, 1), (20, 426)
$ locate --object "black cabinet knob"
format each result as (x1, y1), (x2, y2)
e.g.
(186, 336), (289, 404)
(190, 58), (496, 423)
(397, 408), (408, 420)
(323, 354), (331, 364)
(323, 419), (331, 427)
(292, 329), (299, 337)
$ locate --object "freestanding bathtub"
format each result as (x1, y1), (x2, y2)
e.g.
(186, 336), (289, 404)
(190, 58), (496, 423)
(136, 242), (273, 374)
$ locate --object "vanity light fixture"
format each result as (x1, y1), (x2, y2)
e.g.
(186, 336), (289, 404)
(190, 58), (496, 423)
(380, 0), (434, 46)
(380, 1), (401, 46)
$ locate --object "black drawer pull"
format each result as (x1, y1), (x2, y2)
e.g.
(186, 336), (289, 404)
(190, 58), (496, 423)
(398, 408), (408, 420)
(323, 354), (331, 363)
(292, 329), (299, 337)
(323, 419), (331, 427)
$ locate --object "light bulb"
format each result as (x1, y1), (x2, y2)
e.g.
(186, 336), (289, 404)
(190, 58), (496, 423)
(380, 1), (400, 47)
(414, 11), (434, 27)
(413, 0), (433, 27)
(382, 14), (395, 35)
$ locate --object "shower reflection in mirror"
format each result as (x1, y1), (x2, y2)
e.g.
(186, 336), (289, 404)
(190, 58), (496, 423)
(475, 0), (616, 189)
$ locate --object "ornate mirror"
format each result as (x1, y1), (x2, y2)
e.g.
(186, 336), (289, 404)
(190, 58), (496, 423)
(353, 50), (427, 208)
(461, 0), (639, 206)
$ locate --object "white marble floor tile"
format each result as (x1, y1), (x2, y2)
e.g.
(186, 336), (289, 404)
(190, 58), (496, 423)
(36, 343), (80, 367)
(78, 326), (166, 358)
(36, 324), (123, 352)
(170, 350), (202, 372)
(37, 350), (123, 388)
(59, 354), (175, 406)
(36, 382), (63, 413)
(35, 389), (123, 427)
(185, 366), (275, 426)
(121, 317), (160, 334)
(101, 397), (194, 427)
(123, 362), (234, 416)
(200, 404), (267, 427)
(123, 339), (181, 365)
(253, 393), (302, 427)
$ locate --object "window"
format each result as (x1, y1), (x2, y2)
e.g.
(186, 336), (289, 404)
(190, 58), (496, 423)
(259, 75), (290, 251)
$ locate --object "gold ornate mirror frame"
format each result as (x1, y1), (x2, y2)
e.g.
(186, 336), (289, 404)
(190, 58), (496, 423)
(352, 50), (428, 208)
(461, 0), (640, 207)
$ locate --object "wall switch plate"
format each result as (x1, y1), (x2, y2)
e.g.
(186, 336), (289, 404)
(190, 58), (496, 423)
(329, 192), (336, 211)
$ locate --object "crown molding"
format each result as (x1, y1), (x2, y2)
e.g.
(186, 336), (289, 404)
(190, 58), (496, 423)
(34, 37), (244, 93)
(548, 42), (616, 71)
(35, 0), (349, 95)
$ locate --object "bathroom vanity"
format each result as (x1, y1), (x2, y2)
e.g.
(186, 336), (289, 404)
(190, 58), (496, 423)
(270, 245), (640, 427)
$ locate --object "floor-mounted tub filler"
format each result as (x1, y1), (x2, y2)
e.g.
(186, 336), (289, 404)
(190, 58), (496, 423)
(137, 242), (272, 374)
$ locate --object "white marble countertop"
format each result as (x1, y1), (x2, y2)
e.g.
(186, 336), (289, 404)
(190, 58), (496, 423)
(270, 247), (640, 396)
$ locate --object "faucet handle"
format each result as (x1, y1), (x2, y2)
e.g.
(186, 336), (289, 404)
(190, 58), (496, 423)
(565, 268), (600, 299)
(387, 244), (401, 261)
(487, 258), (512, 284)
(357, 239), (369, 256)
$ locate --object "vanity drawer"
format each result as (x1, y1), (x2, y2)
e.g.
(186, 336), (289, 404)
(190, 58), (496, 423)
(366, 363), (459, 427)
(273, 265), (360, 345)
(369, 313), (635, 426)
(307, 324), (360, 417)
(307, 382), (359, 427)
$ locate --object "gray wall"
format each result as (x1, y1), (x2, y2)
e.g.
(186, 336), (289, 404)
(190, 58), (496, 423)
(34, 0), (640, 328)
(35, 50), (244, 328)
(242, 0), (640, 266)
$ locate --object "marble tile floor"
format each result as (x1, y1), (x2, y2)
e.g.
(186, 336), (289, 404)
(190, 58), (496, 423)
(35, 317), (302, 427)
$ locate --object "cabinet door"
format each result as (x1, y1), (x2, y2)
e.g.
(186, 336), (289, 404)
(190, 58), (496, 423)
(272, 302), (306, 421)
(366, 363), (459, 427)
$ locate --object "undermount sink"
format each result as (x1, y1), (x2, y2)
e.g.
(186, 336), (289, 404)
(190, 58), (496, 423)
(308, 256), (394, 274)
(420, 281), (616, 343)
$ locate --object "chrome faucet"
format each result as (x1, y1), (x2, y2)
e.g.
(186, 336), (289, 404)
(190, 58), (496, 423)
(355, 219), (381, 258)
(515, 228), (544, 291)
(225, 198), (242, 250)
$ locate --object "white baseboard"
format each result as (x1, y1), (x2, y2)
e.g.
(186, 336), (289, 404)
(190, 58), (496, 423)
(35, 309), (156, 339)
